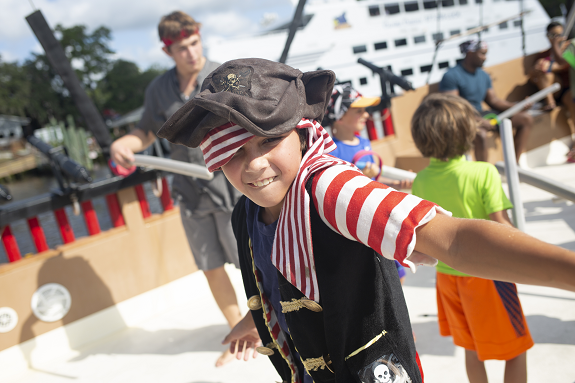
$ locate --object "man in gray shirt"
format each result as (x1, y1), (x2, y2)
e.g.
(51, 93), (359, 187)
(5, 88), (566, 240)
(109, 11), (243, 367)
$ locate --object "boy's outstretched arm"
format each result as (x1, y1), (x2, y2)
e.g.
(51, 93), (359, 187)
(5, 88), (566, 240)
(414, 214), (575, 292)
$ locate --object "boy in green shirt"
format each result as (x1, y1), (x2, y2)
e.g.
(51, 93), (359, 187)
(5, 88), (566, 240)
(411, 93), (532, 383)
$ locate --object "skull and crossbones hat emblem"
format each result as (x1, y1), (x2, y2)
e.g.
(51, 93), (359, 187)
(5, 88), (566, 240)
(158, 58), (336, 148)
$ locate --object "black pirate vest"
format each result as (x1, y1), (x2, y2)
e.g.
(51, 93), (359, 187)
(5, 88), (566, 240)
(231, 177), (423, 383)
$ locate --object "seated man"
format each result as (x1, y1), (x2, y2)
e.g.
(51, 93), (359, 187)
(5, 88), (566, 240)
(529, 21), (571, 111)
(440, 40), (533, 163)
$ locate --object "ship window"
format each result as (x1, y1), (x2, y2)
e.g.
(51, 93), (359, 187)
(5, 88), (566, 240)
(442, 0), (455, 7)
(404, 1), (419, 11)
(456, 58), (464, 65)
(459, 0), (468, 4)
(374, 41), (388, 50)
(475, 0), (482, 3)
(514, 19), (522, 27)
(369, 5), (381, 16)
(401, 68), (414, 76)
(499, 21), (508, 29)
(438, 61), (449, 69)
(385, 3), (401, 14)
(353, 45), (368, 54)
(432, 32), (444, 42)
(359, 77), (368, 85)
(395, 38), (408, 47)
(414, 35), (426, 44)
(423, 0), (437, 9)
(420, 64), (433, 72)
(450, 29), (460, 36)
(467, 26), (478, 31)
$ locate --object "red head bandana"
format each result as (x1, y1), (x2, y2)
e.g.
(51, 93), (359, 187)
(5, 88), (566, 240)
(162, 27), (199, 47)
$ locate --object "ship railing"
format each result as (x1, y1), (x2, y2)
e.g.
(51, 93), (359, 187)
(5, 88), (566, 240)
(497, 115), (575, 233)
(0, 168), (174, 264)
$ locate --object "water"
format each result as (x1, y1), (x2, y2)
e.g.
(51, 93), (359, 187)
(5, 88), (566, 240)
(0, 164), (166, 263)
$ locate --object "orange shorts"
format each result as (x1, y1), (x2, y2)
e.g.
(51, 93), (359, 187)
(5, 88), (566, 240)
(436, 272), (533, 361)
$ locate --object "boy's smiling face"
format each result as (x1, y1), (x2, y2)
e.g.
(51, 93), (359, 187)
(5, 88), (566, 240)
(222, 129), (302, 225)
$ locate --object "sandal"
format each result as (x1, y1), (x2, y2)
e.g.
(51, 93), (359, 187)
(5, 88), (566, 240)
(542, 102), (557, 112)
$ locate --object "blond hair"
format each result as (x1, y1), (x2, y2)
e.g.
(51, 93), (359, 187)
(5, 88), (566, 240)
(411, 93), (478, 160)
(158, 11), (201, 43)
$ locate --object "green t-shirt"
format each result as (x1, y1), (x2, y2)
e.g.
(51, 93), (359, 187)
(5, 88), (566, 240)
(412, 156), (513, 276)
(564, 40), (575, 97)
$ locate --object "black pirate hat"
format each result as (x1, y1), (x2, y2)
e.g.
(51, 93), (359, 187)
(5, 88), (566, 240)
(157, 58), (336, 148)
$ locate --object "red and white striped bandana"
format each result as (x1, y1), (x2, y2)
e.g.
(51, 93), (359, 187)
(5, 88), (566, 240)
(200, 118), (359, 302)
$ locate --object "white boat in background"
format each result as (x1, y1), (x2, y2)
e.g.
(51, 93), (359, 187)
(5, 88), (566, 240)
(208, 0), (551, 95)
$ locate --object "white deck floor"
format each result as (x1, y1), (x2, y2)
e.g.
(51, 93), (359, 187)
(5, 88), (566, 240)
(5, 163), (575, 383)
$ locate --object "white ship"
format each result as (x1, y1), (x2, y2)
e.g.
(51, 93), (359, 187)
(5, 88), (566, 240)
(208, 0), (552, 96)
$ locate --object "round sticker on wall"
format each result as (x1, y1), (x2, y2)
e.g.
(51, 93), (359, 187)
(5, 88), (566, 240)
(31, 283), (72, 322)
(0, 307), (18, 333)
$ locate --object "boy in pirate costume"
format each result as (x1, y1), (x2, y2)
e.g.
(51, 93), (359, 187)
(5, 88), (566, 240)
(157, 58), (575, 383)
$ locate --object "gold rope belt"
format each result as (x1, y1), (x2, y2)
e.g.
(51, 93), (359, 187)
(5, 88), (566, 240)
(303, 355), (333, 372)
(280, 298), (323, 313)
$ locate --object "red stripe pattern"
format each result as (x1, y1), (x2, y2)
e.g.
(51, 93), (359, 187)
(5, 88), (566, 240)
(200, 122), (254, 172)
(312, 166), (444, 275)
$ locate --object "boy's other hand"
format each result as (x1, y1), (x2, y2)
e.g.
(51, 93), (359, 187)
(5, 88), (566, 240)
(361, 162), (380, 179)
(222, 312), (261, 361)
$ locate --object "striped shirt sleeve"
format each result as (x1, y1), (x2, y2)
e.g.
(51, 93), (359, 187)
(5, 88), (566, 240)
(311, 165), (450, 271)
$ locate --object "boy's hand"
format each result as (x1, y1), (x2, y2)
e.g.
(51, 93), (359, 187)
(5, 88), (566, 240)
(391, 178), (414, 190)
(361, 162), (380, 179)
(222, 312), (261, 361)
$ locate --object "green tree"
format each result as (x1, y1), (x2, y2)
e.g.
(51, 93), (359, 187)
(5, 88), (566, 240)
(0, 55), (31, 117)
(4, 24), (116, 126)
(98, 60), (165, 115)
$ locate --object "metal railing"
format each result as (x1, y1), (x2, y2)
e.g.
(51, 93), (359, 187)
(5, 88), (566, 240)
(494, 162), (575, 204)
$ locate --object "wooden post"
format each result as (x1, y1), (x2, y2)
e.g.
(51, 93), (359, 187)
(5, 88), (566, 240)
(134, 184), (152, 219)
(159, 178), (174, 211)
(2, 226), (21, 262)
(27, 217), (49, 253)
(105, 193), (125, 227)
(54, 208), (75, 243)
(81, 200), (101, 235)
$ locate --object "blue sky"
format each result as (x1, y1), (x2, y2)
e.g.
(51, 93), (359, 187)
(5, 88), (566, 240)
(0, 0), (295, 69)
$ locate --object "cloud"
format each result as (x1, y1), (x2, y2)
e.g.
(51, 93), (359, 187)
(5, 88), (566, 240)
(3, 0), (291, 41)
(2, 0), (293, 67)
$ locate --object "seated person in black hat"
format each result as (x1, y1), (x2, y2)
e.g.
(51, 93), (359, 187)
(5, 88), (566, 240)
(158, 58), (575, 383)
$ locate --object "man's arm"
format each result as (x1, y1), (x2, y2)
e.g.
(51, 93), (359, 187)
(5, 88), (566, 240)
(109, 129), (157, 168)
(414, 214), (575, 292)
(484, 88), (515, 111)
